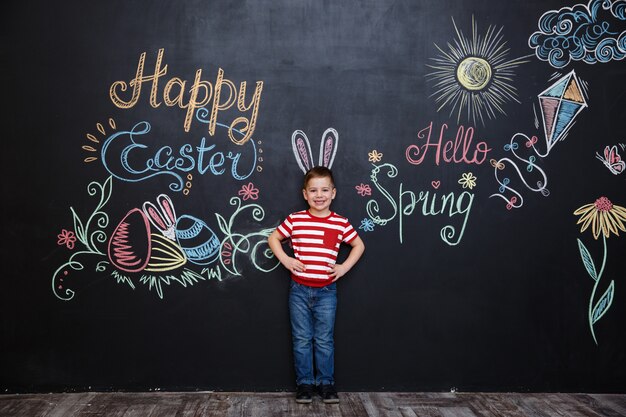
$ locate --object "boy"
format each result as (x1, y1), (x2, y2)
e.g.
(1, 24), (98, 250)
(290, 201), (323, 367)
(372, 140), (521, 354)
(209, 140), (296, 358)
(267, 166), (365, 404)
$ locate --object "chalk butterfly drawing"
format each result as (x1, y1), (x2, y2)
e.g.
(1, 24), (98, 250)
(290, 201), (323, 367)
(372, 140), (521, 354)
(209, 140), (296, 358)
(291, 128), (339, 173)
(596, 145), (625, 175)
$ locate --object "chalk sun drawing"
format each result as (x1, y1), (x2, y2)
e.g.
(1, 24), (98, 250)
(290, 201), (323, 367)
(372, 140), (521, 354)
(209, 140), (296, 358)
(426, 16), (531, 126)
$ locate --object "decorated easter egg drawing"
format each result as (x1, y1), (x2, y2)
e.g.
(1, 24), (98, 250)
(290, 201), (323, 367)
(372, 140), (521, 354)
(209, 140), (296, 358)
(108, 208), (151, 273)
(175, 215), (220, 265)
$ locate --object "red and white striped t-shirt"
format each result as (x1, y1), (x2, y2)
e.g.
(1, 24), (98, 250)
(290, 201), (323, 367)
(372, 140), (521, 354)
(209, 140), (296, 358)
(277, 210), (358, 287)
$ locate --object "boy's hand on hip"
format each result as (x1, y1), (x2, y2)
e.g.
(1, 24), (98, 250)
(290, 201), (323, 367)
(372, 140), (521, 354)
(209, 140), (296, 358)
(283, 257), (306, 273)
(329, 263), (349, 282)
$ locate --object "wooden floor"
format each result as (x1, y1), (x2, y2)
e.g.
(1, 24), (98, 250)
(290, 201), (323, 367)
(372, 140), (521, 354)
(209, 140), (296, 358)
(1, 391), (625, 417)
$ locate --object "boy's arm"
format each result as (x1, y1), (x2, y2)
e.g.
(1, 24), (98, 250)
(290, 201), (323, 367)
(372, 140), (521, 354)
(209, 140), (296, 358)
(267, 229), (306, 273)
(329, 236), (365, 282)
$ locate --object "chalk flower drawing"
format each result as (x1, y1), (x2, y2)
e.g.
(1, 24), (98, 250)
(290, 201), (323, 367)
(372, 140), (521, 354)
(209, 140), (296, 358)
(359, 218), (375, 232)
(57, 229), (77, 250)
(573, 196), (626, 345)
(574, 196), (626, 239)
(368, 150), (383, 163)
(355, 183), (372, 196)
(238, 182), (260, 201)
(458, 172), (477, 189)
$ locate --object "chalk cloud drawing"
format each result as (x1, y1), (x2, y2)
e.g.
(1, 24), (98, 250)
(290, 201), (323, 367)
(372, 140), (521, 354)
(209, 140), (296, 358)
(427, 16), (530, 126)
(529, 0), (626, 68)
(573, 196), (626, 344)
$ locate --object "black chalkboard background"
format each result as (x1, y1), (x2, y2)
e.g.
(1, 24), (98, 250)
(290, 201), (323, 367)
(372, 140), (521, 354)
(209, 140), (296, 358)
(2, 0), (625, 393)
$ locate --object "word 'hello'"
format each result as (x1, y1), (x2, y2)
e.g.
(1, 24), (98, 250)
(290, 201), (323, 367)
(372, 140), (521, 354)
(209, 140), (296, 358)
(109, 49), (263, 144)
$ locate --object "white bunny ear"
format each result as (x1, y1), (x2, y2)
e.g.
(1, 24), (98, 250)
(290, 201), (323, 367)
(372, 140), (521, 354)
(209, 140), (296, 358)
(142, 194), (177, 241)
(292, 130), (315, 174)
(319, 128), (339, 169)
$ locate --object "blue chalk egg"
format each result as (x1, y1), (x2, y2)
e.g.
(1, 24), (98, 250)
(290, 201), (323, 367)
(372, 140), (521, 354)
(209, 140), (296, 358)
(175, 215), (220, 265)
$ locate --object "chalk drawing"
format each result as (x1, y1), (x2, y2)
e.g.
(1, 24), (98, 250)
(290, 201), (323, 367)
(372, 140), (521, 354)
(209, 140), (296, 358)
(574, 196), (626, 344)
(529, 0), (626, 68)
(427, 16), (530, 125)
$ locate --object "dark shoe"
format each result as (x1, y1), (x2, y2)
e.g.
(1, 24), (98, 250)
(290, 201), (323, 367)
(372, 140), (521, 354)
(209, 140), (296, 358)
(295, 384), (314, 404)
(318, 384), (339, 404)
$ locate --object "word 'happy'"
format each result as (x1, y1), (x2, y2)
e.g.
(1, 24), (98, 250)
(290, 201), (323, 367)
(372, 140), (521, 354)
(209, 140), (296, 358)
(109, 48), (263, 145)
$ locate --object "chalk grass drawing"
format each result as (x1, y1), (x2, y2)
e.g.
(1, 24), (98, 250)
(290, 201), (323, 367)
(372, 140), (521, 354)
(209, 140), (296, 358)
(529, 0), (626, 68)
(596, 145), (625, 175)
(490, 71), (588, 210)
(573, 196), (626, 344)
(427, 16), (531, 126)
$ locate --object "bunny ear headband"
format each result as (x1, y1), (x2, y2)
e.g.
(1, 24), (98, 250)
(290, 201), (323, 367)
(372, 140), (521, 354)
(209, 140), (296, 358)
(291, 128), (339, 174)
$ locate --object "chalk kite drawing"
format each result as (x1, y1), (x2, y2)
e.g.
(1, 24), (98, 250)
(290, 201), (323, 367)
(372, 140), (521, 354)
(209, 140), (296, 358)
(538, 70), (588, 154)
(596, 144), (625, 174)
(427, 16), (530, 126)
(573, 196), (626, 344)
(291, 128), (338, 173)
(490, 71), (588, 210)
(529, 0), (626, 68)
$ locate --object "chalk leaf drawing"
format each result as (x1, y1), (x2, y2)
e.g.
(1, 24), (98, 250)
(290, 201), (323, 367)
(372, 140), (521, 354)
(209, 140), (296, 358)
(573, 196), (626, 344)
(427, 16), (530, 125)
(529, 0), (626, 68)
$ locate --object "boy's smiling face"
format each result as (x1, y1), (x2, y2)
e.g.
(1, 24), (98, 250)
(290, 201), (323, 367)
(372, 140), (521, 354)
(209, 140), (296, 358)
(303, 175), (336, 217)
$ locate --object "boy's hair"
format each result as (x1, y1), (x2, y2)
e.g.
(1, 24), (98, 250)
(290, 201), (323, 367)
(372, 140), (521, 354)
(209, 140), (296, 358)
(303, 166), (335, 189)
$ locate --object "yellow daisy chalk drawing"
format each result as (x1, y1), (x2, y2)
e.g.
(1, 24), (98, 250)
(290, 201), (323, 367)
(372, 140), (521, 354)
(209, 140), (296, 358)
(368, 150), (383, 163)
(458, 172), (477, 189)
(573, 196), (626, 345)
(574, 196), (626, 240)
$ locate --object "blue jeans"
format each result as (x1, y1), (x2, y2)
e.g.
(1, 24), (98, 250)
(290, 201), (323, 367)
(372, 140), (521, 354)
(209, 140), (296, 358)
(289, 281), (337, 386)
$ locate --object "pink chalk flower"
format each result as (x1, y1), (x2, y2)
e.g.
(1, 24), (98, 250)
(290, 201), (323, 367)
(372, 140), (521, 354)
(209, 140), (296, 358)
(355, 183), (372, 197)
(238, 182), (260, 201)
(57, 229), (77, 250)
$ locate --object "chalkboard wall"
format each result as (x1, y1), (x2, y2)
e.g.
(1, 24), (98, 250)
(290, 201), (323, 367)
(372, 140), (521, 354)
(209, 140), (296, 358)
(3, 0), (625, 393)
